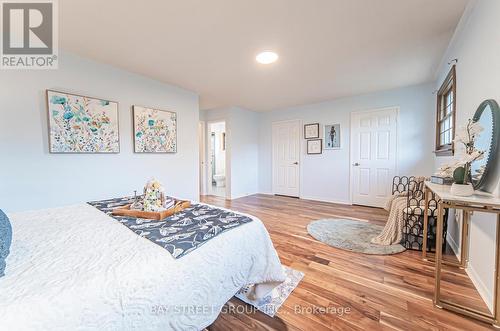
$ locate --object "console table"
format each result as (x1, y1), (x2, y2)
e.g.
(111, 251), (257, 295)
(423, 181), (500, 326)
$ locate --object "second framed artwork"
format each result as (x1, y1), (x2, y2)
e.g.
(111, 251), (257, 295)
(307, 139), (322, 154)
(133, 105), (177, 153)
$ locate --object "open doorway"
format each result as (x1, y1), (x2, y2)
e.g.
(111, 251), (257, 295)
(207, 121), (226, 197)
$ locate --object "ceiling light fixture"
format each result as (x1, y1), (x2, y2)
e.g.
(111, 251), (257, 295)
(256, 51), (278, 64)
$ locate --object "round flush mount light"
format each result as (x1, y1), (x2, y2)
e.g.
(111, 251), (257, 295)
(256, 51), (278, 64)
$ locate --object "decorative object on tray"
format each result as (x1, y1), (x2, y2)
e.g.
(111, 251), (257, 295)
(324, 124), (340, 149)
(143, 178), (166, 212)
(133, 105), (177, 153)
(111, 179), (190, 220)
(304, 123), (320, 139)
(130, 190), (143, 210)
(46, 90), (119, 153)
(306, 139), (322, 154)
(435, 119), (485, 197)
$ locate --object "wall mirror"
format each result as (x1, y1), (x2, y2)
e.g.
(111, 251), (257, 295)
(471, 99), (500, 192)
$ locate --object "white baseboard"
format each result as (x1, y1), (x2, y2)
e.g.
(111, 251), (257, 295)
(257, 192), (352, 205)
(446, 234), (461, 261)
(299, 195), (352, 205)
(229, 192), (259, 200)
(466, 264), (493, 312)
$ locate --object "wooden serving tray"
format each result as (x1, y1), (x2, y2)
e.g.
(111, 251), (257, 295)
(112, 199), (191, 220)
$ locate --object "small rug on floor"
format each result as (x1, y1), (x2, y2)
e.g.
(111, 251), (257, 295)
(235, 266), (304, 317)
(307, 219), (405, 255)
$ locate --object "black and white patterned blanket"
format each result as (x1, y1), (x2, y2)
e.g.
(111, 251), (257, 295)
(88, 197), (253, 258)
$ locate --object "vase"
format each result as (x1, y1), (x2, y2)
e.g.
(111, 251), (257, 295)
(450, 183), (474, 197)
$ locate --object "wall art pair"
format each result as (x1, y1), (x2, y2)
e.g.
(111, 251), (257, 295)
(47, 90), (177, 154)
(303, 123), (341, 155)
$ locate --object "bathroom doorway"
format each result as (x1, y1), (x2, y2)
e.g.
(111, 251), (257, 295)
(207, 121), (226, 197)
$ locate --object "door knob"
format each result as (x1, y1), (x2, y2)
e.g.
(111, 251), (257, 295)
(293, 162), (299, 165)
(353, 162), (360, 166)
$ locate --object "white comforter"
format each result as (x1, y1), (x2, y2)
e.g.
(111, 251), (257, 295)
(0, 203), (285, 331)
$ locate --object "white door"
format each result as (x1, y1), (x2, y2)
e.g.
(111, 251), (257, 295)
(272, 120), (301, 197)
(351, 108), (398, 207)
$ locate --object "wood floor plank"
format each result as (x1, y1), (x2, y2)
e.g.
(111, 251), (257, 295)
(203, 194), (494, 331)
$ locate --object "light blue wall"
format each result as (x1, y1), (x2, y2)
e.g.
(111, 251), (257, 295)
(258, 83), (436, 203)
(0, 51), (200, 212)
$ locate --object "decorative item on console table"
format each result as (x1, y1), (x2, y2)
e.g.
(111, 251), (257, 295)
(435, 119), (485, 197)
(430, 176), (453, 185)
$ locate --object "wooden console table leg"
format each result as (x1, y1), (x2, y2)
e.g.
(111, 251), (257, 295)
(434, 202), (444, 307)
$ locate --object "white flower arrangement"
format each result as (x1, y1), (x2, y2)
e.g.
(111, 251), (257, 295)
(143, 178), (166, 212)
(435, 119), (484, 185)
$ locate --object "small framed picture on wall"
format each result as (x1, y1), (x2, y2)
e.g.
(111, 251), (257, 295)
(324, 124), (341, 149)
(307, 139), (322, 154)
(304, 123), (320, 139)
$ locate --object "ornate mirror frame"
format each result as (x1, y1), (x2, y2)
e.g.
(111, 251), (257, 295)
(472, 99), (500, 192)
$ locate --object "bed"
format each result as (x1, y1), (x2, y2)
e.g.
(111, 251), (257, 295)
(0, 202), (285, 331)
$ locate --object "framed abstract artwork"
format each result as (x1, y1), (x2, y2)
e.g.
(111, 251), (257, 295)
(133, 105), (177, 153)
(324, 124), (341, 149)
(307, 139), (322, 154)
(304, 123), (320, 139)
(46, 90), (119, 153)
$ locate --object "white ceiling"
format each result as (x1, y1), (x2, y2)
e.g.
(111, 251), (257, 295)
(60, 0), (468, 111)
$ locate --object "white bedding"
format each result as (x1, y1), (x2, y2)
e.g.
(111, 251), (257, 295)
(0, 203), (285, 331)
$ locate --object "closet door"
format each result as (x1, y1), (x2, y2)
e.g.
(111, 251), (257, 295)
(351, 108), (398, 207)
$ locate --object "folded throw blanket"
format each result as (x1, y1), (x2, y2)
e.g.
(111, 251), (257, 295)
(371, 177), (426, 245)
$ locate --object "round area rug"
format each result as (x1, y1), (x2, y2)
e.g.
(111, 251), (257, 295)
(307, 219), (405, 255)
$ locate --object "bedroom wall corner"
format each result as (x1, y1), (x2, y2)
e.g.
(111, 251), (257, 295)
(200, 107), (260, 200)
(433, 0), (500, 311)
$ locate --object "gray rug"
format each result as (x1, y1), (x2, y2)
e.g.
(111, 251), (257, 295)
(307, 219), (405, 255)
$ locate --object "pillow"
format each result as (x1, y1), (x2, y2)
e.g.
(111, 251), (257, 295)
(0, 209), (12, 277)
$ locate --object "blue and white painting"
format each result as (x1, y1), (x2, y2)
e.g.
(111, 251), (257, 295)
(47, 90), (119, 153)
(133, 106), (177, 153)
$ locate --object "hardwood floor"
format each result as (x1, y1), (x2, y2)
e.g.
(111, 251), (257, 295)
(201, 194), (495, 331)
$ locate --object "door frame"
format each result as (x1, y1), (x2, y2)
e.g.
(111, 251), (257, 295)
(199, 121), (207, 195)
(271, 119), (302, 197)
(349, 106), (399, 206)
(206, 119), (230, 198)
